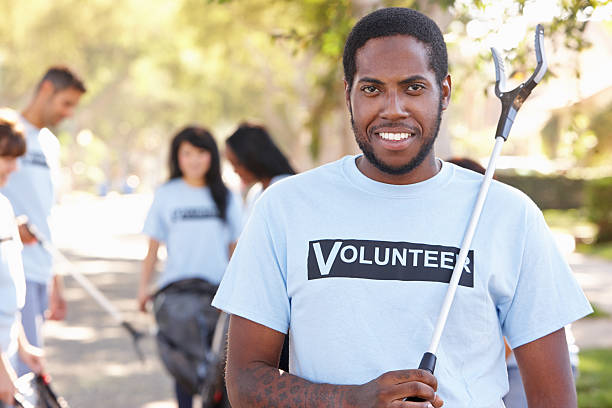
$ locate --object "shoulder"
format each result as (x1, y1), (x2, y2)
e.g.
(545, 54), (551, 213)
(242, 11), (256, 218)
(38, 128), (60, 150)
(156, 179), (182, 192)
(150, 180), (184, 203)
(247, 159), (344, 220)
(227, 189), (243, 205)
(264, 158), (345, 196)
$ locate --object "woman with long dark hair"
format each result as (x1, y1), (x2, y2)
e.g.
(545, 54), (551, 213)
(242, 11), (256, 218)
(138, 126), (242, 408)
(225, 123), (295, 372)
(225, 123), (295, 220)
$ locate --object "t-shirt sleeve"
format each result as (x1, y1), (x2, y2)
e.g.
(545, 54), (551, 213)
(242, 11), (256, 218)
(142, 190), (168, 242)
(227, 191), (244, 242)
(500, 209), (592, 348)
(212, 197), (290, 334)
(0, 198), (22, 350)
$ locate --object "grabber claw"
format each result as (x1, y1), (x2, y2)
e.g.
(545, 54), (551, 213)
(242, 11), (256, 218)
(491, 24), (548, 140)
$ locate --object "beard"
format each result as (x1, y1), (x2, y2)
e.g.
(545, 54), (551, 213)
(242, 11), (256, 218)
(350, 98), (443, 175)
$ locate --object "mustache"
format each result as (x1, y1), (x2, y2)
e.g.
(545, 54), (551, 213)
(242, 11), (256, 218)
(369, 123), (420, 135)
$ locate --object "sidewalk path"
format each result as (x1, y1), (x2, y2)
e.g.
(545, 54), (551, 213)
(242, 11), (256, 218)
(567, 252), (612, 350)
(45, 247), (176, 407)
(45, 194), (176, 407)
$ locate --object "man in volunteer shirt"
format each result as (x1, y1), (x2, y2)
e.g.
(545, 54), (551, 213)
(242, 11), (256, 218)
(0, 66), (85, 376)
(212, 8), (591, 407)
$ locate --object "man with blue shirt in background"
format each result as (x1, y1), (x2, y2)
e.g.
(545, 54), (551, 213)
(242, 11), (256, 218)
(212, 8), (592, 407)
(0, 66), (86, 376)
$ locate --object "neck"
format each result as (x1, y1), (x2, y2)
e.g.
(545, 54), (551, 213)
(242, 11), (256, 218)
(183, 177), (206, 187)
(356, 155), (440, 185)
(21, 104), (44, 129)
(261, 178), (272, 190)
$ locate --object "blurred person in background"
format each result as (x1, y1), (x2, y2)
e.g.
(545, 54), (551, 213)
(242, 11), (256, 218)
(447, 156), (580, 408)
(138, 126), (242, 408)
(224, 122), (296, 371)
(0, 112), (45, 406)
(225, 123), (296, 221)
(0, 66), (86, 376)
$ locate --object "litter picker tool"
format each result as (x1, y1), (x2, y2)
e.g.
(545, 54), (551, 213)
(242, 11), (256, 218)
(406, 24), (547, 401)
(19, 218), (146, 362)
(0, 373), (70, 408)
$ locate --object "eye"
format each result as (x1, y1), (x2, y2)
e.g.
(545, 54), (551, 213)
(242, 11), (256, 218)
(406, 83), (426, 93)
(361, 85), (380, 95)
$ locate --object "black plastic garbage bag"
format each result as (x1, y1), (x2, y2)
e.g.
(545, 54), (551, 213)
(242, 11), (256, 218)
(153, 278), (219, 396)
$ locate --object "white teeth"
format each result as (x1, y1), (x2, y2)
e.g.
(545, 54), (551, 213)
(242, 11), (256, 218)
(378, 132), (412, 141)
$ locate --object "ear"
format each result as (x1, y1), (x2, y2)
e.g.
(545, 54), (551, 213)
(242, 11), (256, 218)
(344, 79), (351, 111)
(38, 80), (56, 98)
(440, 74), (452, 111)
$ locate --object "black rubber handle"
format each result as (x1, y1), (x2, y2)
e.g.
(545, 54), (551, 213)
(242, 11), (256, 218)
(404, 352), (437, 402)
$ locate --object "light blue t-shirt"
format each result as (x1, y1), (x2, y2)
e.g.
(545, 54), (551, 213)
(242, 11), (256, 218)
(243, 174), (293, 225)
(212, 155), (592, 408)
(143, 179), (243, 289)
(0, 193), (26, 354)
(0, 114), (58, 284)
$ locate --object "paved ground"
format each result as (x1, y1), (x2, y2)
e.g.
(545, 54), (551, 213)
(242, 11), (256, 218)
(45, 244), (176, 407)
(567, 252), (612, 350)
(37, 194), (612, 407)
(44, 194), (177, 407)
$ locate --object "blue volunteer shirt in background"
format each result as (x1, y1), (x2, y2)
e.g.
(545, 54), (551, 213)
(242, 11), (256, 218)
(0, 115), (58, 284)
(0, 193), (26, 355)
(143, 179), (243, 289)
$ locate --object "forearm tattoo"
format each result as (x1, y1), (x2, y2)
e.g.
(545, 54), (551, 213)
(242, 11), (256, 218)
(233, 362), (360, 407)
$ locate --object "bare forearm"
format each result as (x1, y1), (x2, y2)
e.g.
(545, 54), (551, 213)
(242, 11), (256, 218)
(516, 328), (577, 408)
(139, 258), (155, 288)
(140, 244), (158, 289)
(526, 388), (576, 408)
(228, 362), (361, 408)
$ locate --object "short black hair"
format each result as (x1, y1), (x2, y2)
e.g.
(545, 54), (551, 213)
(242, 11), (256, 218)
(343, 7), (448, 91)
(226, 123), (295, 180)
(37, 65), (86, 93)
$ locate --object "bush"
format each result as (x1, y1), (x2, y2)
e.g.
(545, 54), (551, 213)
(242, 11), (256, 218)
(496, 173), (585, 210)
(586, 177), (612, 243)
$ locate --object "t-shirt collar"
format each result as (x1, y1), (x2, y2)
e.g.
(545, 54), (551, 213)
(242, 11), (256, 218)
(341, 154), (454, 198)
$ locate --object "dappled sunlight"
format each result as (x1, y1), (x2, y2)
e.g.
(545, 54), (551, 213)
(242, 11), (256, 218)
(141, 401), (175, 408)
(50, 193), (152, 260)
(45, 322), (97, 342)
(62, 286), (89, 302)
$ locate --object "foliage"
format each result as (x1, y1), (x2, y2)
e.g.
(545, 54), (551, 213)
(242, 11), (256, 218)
(543, 208), (597, 244)
(541, 95), (612, 167)
(497, 173), (586, 209)
(577, 348), (612, 408)
(0, 0), (609, 191)
(586, 302), (611, 318)
(577, 242), (612, 261)
(585, 177), (612, 243)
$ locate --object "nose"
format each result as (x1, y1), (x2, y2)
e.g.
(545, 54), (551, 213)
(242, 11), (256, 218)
(380, 90), (408, 121)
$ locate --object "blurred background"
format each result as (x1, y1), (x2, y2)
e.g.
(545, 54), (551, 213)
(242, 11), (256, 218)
(1, 0), (612, 407)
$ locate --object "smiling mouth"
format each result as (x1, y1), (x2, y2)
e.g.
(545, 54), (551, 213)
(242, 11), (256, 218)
(376, 131), (415, 141)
